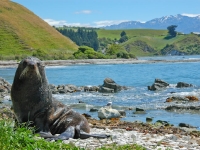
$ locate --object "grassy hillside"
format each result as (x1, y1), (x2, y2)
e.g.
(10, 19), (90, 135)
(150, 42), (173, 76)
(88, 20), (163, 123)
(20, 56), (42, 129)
(0, 0), (78, 60)
(97, 29), (200, 56)
(97, 29), (168, 40)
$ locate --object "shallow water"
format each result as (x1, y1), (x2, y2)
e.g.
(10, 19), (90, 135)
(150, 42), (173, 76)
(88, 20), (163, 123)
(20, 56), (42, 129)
(1, 55), (200, 129)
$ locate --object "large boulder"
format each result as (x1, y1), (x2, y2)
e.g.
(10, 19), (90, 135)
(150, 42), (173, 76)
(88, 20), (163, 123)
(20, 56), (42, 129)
(98, 107), (121, 119)
(148, 79), (169, 91)
(99, 78), (124, 93)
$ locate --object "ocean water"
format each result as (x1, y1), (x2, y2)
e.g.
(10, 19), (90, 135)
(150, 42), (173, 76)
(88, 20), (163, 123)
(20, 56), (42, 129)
(1, 55), (200, 129)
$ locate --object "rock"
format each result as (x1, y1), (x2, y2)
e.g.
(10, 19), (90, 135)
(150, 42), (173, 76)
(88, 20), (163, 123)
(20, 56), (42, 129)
(176, 82), (192, 88)
(155, 120), (170, 126)
(84, 86), (99, 92)
(146, 117), (153, 123)
(84, 86), (90, 92)
(58, 89), (67, 94)
(165, 105), (200, 111)
(166, 96), (189, 103)
(166, 96), (199, 103)
(99, 87), (114, 93)
(89, 86), (99, 92)
(179, 123), (196, 128)
(99, 78), (125, 93)
(118, 110), (126, 117)
(78, 100), (85, 103)
(49, 84), (56, 89)
(98, 107), (121, 119)
(0, 77), (11, 100)
(148, 78), (169, 91)
(53, 84), (80, 93)
(90, 108), (98, 112)
(65, 84), (79, 92)
(82, 113), (91, 118)
(133, 108), (146, 114)
(185, 96), (199, 101)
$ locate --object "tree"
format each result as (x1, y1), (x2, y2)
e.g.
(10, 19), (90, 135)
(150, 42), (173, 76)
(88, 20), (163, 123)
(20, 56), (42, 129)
(119, 31), (128, 43)
(120, 31), (126, 37)
(119, 35), (128, 43)
(167, 25), (177, 37)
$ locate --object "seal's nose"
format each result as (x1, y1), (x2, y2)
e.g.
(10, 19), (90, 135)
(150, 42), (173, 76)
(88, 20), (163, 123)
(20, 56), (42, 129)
(27, 61), (36, 69)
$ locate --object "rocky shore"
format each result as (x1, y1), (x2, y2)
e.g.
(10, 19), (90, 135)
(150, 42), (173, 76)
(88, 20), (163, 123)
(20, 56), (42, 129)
(1, 58), (200, 68)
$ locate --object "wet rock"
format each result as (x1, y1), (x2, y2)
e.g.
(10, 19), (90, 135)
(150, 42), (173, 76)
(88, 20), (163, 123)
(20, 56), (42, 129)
(148, 78), (169, 91)
(165, 105), (200, 111)
(84, 86), (99, 92)
(166, 96), (189, 103)
(65, 84), (79, 93)
(84, 86), (90, 92)
(185, 96), (199, 101)
(99, 87), (114, 93)
(176, 82), (193, 88)
(166, 96), (199, 103)
(99, 78), (125, 93)
(155, 120), (170, 127)
(90, 108), (98, 112)
(146, 117), (153, 123)
(51, 84), (80, 94)
(82, 113), (91, 118)
(118, 110), (126, 117)
(179, 123), (196, 128)
(133, 108), (146, 114)
(98, 107), (121, 119)
(78, 100), (85, 103)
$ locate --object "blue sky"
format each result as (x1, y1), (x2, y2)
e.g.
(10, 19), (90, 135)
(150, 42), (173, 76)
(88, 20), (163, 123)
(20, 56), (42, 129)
(12, 0), (200, 27)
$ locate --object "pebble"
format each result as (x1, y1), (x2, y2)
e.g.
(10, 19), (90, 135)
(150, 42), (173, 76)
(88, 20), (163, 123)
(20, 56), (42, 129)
(61, 128), (200, 149)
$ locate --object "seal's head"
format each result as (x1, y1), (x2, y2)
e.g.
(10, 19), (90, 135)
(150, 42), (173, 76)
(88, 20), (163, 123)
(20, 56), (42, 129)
(17, 57), (44, 81)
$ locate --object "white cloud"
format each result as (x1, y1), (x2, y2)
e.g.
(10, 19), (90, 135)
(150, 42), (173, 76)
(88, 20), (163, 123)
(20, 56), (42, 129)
(182, 13), (200, 17)
(75, 10), (92, 14)
(44, 19), (130, 28)
(93, 20), (130, 27)
(44, 19), (90, 27)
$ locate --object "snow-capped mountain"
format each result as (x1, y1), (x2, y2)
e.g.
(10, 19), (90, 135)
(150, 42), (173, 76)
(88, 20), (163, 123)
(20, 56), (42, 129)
(104, 14), (200, 34)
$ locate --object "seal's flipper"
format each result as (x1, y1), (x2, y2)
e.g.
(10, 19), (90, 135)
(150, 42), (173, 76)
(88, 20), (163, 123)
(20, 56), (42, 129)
(55, 126), (75, 140)
(74, 125), (110, 139)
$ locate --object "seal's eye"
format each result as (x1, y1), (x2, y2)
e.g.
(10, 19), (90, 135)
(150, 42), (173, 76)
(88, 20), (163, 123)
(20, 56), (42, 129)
(23, 61), (27, 67)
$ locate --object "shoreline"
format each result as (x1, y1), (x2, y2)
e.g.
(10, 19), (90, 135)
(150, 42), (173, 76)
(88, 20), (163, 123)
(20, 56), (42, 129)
(1, 58), (200, 68)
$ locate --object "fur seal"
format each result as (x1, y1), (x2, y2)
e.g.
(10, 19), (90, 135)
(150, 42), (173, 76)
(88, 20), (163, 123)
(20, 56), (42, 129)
(11, 56), (109, 140)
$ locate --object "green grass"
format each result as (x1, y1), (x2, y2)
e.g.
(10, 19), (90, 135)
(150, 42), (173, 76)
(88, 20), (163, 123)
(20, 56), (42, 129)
(97, 29), (200, 56)
(0, 119), (146, 150)
(0, 0), (78, 60)
(97, 29), (168, 40)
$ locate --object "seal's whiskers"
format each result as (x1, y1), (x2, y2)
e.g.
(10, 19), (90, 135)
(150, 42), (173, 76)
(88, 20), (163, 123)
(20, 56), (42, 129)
(35, 67), (42, 80)
(19, 66), (29, 79)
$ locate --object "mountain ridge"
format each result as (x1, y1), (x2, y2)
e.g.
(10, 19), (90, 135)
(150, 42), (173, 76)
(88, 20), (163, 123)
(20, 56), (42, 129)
(104, 14), (200, 34)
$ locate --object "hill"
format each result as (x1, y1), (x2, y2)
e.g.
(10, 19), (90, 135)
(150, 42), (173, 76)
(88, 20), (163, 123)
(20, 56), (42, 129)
(0, 0), (78, 60)
(96, 29), (200, 56)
